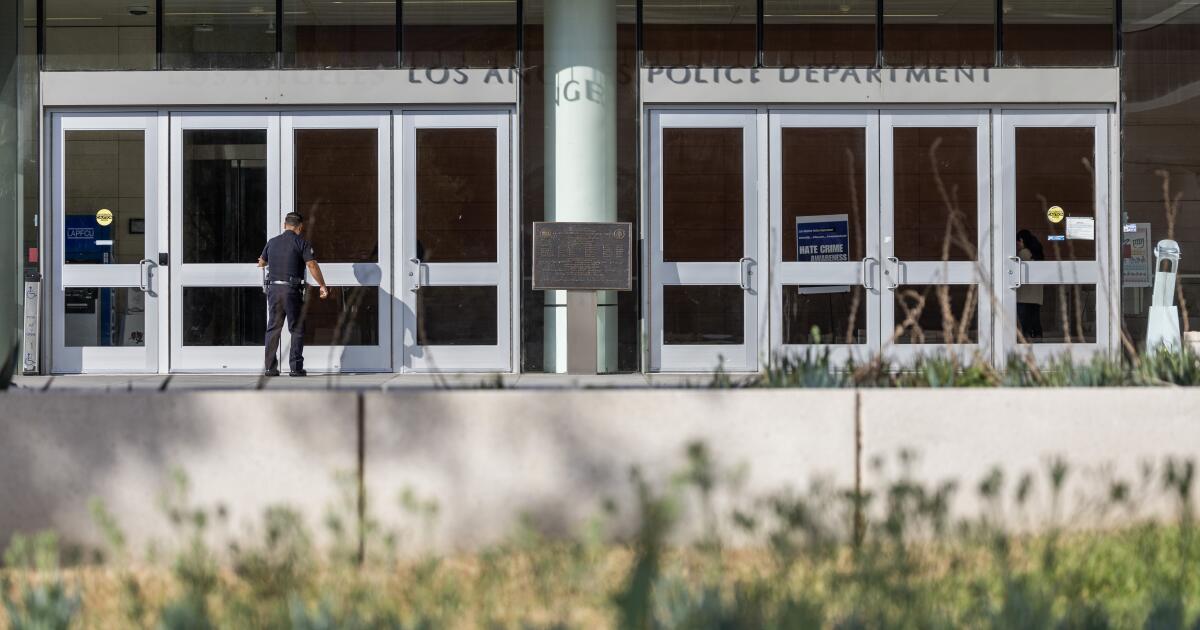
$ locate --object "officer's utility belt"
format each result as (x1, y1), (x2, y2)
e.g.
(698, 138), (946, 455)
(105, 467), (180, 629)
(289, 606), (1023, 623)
(268, 277), (305, 288)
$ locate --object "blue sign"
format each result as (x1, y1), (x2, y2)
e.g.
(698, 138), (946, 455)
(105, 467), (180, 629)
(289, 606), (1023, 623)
(796, 214), (850, 262)
(65, 216), (112, 264)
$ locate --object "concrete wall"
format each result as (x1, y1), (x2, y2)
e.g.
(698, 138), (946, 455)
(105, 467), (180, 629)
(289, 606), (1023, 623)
(1, 388), (1197, 555)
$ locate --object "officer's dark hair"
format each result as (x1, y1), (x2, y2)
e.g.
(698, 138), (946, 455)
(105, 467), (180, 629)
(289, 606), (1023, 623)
(284, 212), (304, 228)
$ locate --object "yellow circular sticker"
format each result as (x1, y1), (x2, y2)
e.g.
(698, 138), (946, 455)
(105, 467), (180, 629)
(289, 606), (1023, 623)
(95, 209), (113, 227)
(1047, 205), (1065, 224)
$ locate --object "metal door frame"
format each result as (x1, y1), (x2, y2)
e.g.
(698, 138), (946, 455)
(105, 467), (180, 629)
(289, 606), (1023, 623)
(647, 109), (767, 373)
(49, 111), (163, 374)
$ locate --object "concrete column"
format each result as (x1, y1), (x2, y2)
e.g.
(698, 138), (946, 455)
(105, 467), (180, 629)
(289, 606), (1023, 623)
(543, 0), (619, 373)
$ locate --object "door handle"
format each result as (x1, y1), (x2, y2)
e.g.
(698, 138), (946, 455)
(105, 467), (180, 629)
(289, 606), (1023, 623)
(409, 257), (425, 292)
(738, 257), (753, 291)
(1007, 255), (1023, 289)
(861, 257), (877, 290)
(884, 256), (900, 289)
(138, 258), (154, 293)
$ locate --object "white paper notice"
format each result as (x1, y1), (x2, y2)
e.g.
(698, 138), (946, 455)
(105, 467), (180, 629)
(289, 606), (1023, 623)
(1065, 216), (1095, 241)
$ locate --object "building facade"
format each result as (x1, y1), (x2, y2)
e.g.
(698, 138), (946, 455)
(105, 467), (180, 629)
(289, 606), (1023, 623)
(12, 0), (1200, 375)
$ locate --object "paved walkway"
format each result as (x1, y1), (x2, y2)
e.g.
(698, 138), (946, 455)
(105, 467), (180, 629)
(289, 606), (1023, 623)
(8, 372), (711, 392)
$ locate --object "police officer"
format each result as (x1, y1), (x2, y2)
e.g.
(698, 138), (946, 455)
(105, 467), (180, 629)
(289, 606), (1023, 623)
(258, 212), (329, 377)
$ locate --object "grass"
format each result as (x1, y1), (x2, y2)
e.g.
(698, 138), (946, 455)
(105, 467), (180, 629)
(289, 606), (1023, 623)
(704, 345), (1200, 388)
(4, 444), (1200, 629)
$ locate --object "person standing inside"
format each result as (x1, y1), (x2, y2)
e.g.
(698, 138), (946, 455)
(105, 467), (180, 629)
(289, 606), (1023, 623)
(258, 212), (329, 376)
(1016, 229), (1045, 340)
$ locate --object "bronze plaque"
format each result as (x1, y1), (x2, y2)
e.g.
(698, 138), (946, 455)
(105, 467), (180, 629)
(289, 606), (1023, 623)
(533, 222), (633, 291)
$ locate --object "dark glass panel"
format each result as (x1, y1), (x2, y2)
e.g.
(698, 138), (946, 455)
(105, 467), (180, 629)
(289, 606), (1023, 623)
(643, 0), (757, 67)
(1003, 0), (1114, 67)
(783, 285), (868, 345)
(182, 130), (268, 265)
(1121, 2), (1200, 342)
(893, 127), (977, 262)
(1018, 284), (1096, 344)
(302, 286), (379, 345)
(663, 128), (744, 262)
(883, 0), (994, 67)
(181, 287), (266, 346)
(163, 0), (276, 69)
(293, 129), (378, 263)
(63, 131), (145, 265)
(401, 0), (517, 68)
(764, 0), (876, 67)
(416, 128), (497, 263)
(1014, 127), (1096, 262)
(45, 0), (156, 70)
(64, 288), (148, 347)
(417, 286), (498, 346)
(891, 284), (979, 344)
(781, 128), (865, 262)
(663, 285), (744, 345)
(284, 0), (396, 68)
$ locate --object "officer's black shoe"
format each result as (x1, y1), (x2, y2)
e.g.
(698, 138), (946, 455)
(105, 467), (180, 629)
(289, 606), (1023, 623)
(263, 368), (280, 377)
(289, 368), (307, 377)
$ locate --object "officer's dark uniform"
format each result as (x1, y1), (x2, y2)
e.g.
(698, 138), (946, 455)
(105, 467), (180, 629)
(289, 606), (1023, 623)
(261, 231), (315, 373)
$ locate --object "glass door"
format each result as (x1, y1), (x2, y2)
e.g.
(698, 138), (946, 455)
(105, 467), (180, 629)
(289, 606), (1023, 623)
(280, 113), (392, 372)
(50, 113), (162, 373)
(170, 113), (277, 372)
(998, 110), (1114, 360)
(880, 111), (991, 362)
(769, 111), (879, 364)
(649, 110), (765, 373)
(398, 111), (513, 372)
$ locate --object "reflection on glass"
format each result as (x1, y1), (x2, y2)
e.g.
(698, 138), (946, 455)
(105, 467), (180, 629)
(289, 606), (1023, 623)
(1019, 284), (1096, 344)
(1003, 0), (1114, 67)
(64, 288), (147, 347)
(303, 286), (379, 345)
(781, 128), (865, 262)
(284, 0), (396, 68)
(183, 130), (267, 265)
(417, 286), (498, 346)
(893, 127), (977, 262)
(294, 129), (378, 262)
(764, 0), (876, 67)
(163, 0), (275, 69)
(45, 0), (155, 70)
(891, 284), (979, 344)
(783, 285), (867, 345)
(883, 0), (994, 67)
(663, 128), (744, 262)
(1015, 127), (1096, 261)
(64, 131), (145, 265)
(182, 287), (266, 346)
(643, 0), (757, 67)
(664, 285), (744, 345)
(416, 129), (497, 263)
(402, 0), (517, 68)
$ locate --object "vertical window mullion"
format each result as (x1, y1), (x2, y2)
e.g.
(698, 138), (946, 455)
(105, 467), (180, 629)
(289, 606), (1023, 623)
(995, 0), (1004, 66)
(396, 0), (403, 67)
(875, 0), (883, 67)
(516, 0), (523, 69)
(756, 0), (764, 68)
(155, 0), (163, 70)
(36, 0), (44, 70)
(275, 0), (283, 68)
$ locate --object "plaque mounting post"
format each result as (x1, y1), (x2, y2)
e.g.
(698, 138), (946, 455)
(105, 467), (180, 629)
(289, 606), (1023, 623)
(566, 291), (599, 375)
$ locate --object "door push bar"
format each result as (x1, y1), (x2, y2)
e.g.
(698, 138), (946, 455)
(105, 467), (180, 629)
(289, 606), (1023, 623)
(738, 257), (754, 291)
(138, 259), (154, 293)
